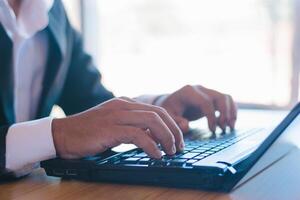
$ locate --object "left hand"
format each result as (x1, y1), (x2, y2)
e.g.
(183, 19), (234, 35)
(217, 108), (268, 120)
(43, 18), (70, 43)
(155, 85), (237, 133)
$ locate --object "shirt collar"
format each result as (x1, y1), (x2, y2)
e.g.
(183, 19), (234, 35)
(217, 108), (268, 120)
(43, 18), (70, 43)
(0, 0), (54, 39)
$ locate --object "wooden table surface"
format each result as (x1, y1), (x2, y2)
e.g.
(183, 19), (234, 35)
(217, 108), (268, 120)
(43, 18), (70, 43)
(2, 147), (300, 200)
(0, 169), (232, 200)
(2, 110), (298, 200)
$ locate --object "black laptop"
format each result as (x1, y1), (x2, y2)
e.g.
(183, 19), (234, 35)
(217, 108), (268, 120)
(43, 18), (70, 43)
(41, 103), (300, 192)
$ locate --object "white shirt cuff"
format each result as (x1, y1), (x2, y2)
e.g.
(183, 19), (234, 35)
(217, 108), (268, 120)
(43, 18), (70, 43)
(5, 117), (57, 172)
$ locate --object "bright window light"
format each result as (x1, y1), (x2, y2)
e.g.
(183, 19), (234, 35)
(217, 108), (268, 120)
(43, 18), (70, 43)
(83, 0), (295, 107)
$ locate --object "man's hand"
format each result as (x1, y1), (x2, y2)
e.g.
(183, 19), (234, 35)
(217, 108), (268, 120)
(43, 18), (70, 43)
(52, 98), (184, 159)
(155, 85), (237, 133)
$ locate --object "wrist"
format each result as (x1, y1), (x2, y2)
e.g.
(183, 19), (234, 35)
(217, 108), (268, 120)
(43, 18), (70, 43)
(52, 118), (67, 157)
(152, 94), (169, 107)
(133, 94), (169, 106)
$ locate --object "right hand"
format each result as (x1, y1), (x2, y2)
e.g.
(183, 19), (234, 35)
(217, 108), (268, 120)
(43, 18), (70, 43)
(52, 98), (184, 160)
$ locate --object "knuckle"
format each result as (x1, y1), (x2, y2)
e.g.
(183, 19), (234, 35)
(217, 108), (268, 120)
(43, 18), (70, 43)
(182, 84), (194, 92)
(120, 96), (136, 103)
(205, 95), (213, 102)
(113, 98), (122, 102)
(145, 111), (160, 123)
(118, 96), (129, 101)
(153, 105), (167, 115)
(108, 98), (123, 106)
(116, 97), (127, 103)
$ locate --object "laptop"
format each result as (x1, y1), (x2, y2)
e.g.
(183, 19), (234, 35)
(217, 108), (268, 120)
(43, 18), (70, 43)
(41, 103), (300, 192)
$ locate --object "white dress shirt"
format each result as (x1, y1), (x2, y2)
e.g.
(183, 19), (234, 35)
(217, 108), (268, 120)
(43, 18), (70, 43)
(0, 0), (56, 174)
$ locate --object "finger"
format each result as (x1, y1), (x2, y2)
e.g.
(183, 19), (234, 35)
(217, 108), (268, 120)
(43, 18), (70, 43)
(228, 96), (238, 130)
(116, 126), (162, 159)
(196, 86), (233, 131)
(104, 98), (183, 152)
(214, 95), (229, 132)
(125, 102), (184, 151)
(185, 86), (217, 132)
(114, 110), (176, 155)
(215, 95), (236, 131)
(173, 115), (189, 134)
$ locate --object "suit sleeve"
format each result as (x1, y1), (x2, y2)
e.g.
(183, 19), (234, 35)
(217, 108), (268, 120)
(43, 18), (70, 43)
(57, 29), (114, 115)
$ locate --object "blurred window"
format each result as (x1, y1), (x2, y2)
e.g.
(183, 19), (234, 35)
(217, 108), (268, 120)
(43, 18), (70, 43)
(80, 0), (299, 108)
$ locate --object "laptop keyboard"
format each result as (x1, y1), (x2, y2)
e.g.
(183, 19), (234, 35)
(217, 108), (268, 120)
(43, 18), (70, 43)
(96, 128), (263, 168)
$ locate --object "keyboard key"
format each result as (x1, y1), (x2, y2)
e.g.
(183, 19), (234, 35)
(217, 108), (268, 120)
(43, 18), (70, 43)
(194, 155), (205, 160)
(170, 159), (187, 166)
(179, 152), (199, 159)
(164, 154), (177, 159)
(123, 157), (140, 164)
(206, 141), (222, 145)
(196, 147), (212, 151)
(230, 138), (240, 143)
(226, 141), (235, 145)
(218, 144), (230, 148)
(186, 159), (198, 166)
(150, 159), (169, 166)
(192, 149), (207, 153)
(205, 151), (215, 155)
(121, 152), (137, 158)
(134, 152), (147, 158)
(201, 144), (218, 148)
(184, 147), (195, 151)
(113, 160), (121, 164)
(187, 144), (201, 148)
(210, 146), (224, 151)
(139, 158), (151, 164)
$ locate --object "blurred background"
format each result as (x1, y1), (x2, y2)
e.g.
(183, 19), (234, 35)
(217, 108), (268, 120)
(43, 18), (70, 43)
(62, 0), (300, 109)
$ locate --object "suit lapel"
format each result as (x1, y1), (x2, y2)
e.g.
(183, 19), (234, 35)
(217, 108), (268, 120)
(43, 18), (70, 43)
(47, 8), (67, 57)
(0, 0), (69, 120)
(0, 25), (15, 124)
(36, 5), (67, 118)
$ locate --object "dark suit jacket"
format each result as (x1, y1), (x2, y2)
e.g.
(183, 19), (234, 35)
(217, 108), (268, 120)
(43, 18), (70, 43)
(0, 0), (114, 177)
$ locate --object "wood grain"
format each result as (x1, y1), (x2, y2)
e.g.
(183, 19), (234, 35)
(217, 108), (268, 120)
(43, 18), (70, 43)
(0, 169), (232, 200)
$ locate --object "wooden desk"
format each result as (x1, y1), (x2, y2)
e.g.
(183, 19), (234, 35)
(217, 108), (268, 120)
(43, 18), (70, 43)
(0, 168), (230, 200)
(1, 110), (299, 200)
(2, 148), (300, 200)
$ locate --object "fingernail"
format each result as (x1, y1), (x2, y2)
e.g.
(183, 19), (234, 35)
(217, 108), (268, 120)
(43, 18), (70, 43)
(155, 149), (162, 159)
(172, 145), (176, 154)
(220, 124), (225, 133)
(179, 142), (185, 151)
(180, 121), (188, 130)
(230, 121), (235, 130)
